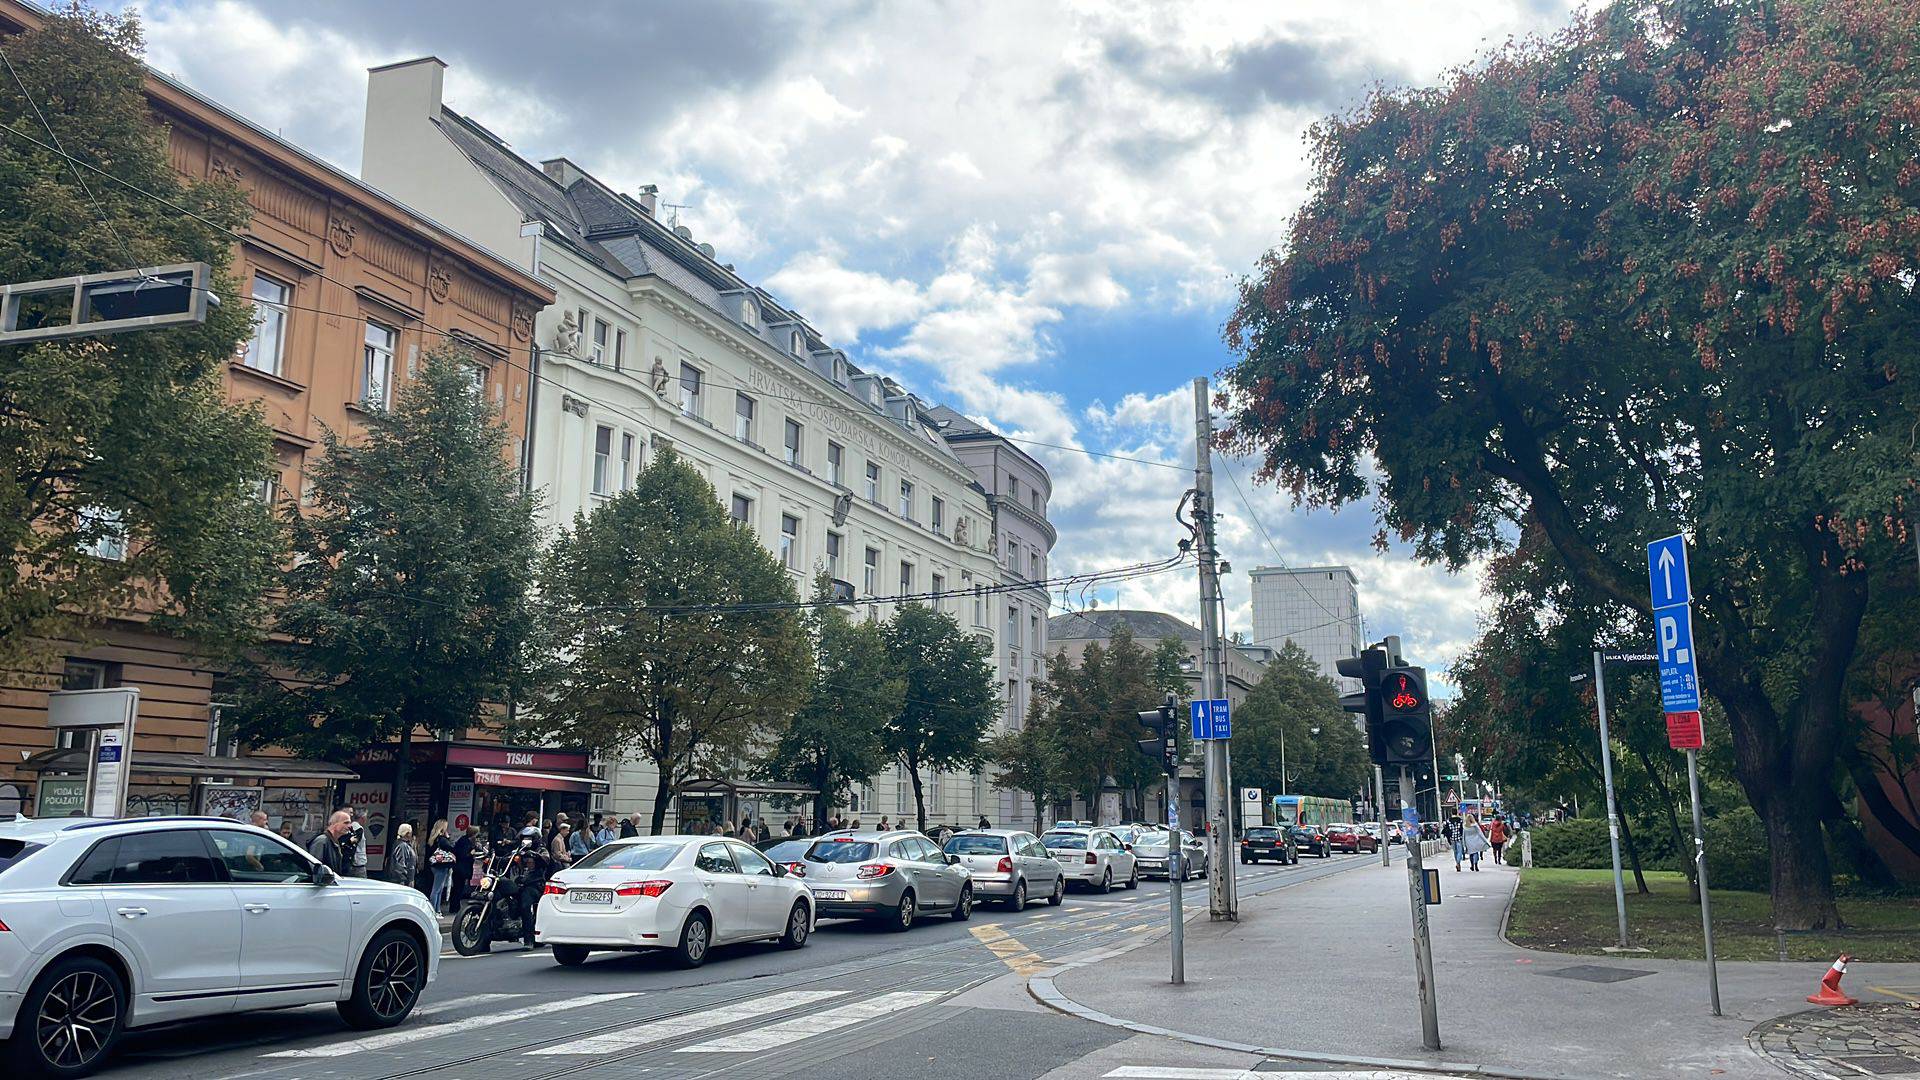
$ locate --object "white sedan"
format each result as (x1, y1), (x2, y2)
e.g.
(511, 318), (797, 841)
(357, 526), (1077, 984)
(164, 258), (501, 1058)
(1041, 827), (1139, 892)
(536, 836), (814, 968)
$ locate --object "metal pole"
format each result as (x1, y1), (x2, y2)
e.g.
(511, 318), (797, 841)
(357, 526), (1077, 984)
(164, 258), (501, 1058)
(1593, 650), (1631, 950)
(1279, 727), (1287, 797)
(1375, 765), (1390, 867)
(1686, 749), (1721, 1015)
(1192, 377), (1236, 920)
(1401, 767), (1441, 1050)
(1168, 813), (1185, 984)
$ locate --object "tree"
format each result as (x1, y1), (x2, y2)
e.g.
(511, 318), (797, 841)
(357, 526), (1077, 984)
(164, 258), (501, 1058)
(234, 348), (538, 813)
(1219, 0), (1920, 928)
(528, 449), (807, 833)
(1232, 642), (1369, 802)
(987, 705), (1074, 833)
(766, 576), (901, 831)
(882, 603), (997, 832)
(0, 4), (280, 671)
(1035, 627), (1190, 816)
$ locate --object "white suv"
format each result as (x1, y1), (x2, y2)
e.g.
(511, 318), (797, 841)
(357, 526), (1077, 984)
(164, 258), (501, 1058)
(0, 816), (440, 1077)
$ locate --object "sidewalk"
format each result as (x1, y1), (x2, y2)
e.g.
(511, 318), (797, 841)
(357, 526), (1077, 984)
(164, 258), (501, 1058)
(1031, 857), (1920, 1079)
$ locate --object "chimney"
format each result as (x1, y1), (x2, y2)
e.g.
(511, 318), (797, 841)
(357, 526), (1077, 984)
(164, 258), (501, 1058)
(540, 158), (586, 188)
(636, 184), (658, 215)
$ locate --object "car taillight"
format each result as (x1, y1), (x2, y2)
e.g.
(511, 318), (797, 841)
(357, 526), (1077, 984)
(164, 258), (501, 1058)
(0, 918), (9, 932)
(784, 862), (806, 878)
(996, 856), (1013, 873)
(1085, 852), (1097, 865)
(1240, 839), (1250, 846)
(615, 880), (673, 898)
(542, 883), (566, 895)
(857, 863), (894, 879)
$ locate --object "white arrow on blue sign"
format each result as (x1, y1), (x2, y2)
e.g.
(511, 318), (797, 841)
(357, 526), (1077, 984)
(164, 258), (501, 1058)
(1647, 533), (1691, 610)
(1189, 698), (1232, 740)
(1647, 534), (1702, 716)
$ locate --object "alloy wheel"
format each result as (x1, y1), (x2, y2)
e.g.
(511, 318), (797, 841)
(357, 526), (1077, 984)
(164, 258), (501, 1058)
(686, 918), (710, 961)
(789, 904), (809, 945)
(36, 969), (118, 1072)
(366, 938), (421, 1021)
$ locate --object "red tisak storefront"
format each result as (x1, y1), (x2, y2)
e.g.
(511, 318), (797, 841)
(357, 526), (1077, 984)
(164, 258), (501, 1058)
(350, 740), (610, 846)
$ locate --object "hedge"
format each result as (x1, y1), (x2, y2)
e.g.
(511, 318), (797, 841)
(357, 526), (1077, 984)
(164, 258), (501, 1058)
(1523, 811), (1768, 892)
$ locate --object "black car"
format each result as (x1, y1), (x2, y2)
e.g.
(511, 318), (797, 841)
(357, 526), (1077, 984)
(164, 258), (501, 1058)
(1239, 825), (1297, 864)
(1289, 825), (1332, 858)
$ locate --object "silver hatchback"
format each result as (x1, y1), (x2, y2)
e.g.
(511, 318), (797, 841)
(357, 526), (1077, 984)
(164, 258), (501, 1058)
(797, 831), (974, 930)
(941, 830), (1065, 909)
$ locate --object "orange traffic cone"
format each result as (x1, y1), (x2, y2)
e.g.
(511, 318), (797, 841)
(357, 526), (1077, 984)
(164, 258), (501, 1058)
(1806, 954), (1859, 1006)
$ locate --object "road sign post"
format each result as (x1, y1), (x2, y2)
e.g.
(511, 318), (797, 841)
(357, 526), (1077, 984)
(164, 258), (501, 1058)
(1648, 533), (1720, 1016)
(1591, 650), (1632, 951)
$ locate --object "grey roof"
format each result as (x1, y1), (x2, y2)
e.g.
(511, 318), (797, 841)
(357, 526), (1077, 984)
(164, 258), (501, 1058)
(1047, 609), (1202, 644)
(925, 404), (990, 436)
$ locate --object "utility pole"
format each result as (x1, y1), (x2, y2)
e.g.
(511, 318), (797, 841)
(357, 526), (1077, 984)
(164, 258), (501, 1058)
(1590, 651), (1631, 951)
(1191, 376), (1237, 920)
(1401, 766), (1441, 1050)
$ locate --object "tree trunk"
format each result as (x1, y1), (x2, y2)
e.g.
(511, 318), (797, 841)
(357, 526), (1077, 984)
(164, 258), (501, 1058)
(650, 766), (672, 835)
(811, 756), (832, 833)
(390, 700), (418, 849)
(1616, 808), (1649, 894)
(907, 763), (928, 833)
(1759, 791), (1839, 929)
(1632, 742), (1698, 897)
(1818, 787), (1898, 892)
(1845, 753), (1920, 862)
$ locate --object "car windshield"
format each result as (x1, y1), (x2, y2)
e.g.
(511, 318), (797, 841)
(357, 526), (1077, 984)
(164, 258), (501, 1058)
(0, 838), (43, 879)
(1246, 828), (1279, 839)
(806, 839), (879, 863)
(1135, 835), (1170, 851)
(1042, 833), (1088, 849)
(944, 835), (1007, 855)
(570, 842), (682, 871)
(760, 840), (810, 863)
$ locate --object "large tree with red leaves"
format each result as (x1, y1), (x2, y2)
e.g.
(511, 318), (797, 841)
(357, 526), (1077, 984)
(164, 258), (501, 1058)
(1220, 0), (1920, 928)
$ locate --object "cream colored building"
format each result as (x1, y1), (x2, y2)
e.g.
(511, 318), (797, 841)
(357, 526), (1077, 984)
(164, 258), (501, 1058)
(362, 57), (1010, 830)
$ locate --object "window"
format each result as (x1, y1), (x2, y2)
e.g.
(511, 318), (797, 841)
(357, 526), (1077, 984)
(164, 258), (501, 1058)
(863, 547), (880, 595)
(899, 561), (914, 596)
(1006, 679), (1019, 722)
(826, 532), (842, 578)
(730, 494), (752, 526)
(898, 479), (914, 518)
(592, 425), (613, 495)
(1031, 613), (1040, 647)
(930, 573), (945, 610)
(1007, 606), (1020, 647)
(1031, 490), (1040, 512)
(789, 329), (805, 355)
(696, 843), (739, 874)
(780, 515), (800, 569)
(253, 474), (278, 505)
(244, 274), (289, 375)
(740, 298), (758, 327)
(895, 764), (909, 814)
(732, 844), (777, 877)
(931, 497), (944, 532)
(1007, 539), (1020, 572)
(361, 321), (396, 408)
(207, 830), (311, 884)
(679, 362), (703, 416)
(589, 317), (609, 364)
(974, 594), (984, 625)
(621, 432), (636, 489)
(1030, 553), (1041, 579)
(614, 329), (627, 371)
(865, 462), (881, 502)
(826, 442), (844, 486)
(78, 507), (127, 561)
(735, 392), (756, 442)
(104, 830), (221, 884)
(1009, 476), (1020, 499)
(783, 418), (803, 466)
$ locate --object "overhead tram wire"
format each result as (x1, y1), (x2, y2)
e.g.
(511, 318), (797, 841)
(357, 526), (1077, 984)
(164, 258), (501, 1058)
(1215, 453), (1359, 635)
(0, 121), (1187, 480)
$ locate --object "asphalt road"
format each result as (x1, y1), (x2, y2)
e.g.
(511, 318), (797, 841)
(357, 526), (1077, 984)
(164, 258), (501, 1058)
(95, 850), (1398, 1080)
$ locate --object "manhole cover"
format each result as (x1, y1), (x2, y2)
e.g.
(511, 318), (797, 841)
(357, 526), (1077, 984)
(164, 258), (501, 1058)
(1839, 1056), (1920, 1076)
(1539, 964), (1657, 984)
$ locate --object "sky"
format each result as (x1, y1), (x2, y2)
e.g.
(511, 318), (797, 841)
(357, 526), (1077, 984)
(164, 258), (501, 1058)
(124, 0), (1582, 690)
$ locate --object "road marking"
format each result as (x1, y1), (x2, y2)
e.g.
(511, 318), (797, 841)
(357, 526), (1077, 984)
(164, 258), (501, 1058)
(1867, 984), (1920, 1003)
(1102, 1070), (1476, 1080)
(264, 993), (639, 1057)
(675, 990), (948, 1053)
(528, 989), (848, 1055)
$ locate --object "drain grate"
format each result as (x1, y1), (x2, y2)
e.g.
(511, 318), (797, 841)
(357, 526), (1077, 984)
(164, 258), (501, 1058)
(1538, 964), (1658, 984)
(1838, 1055), (1920, 1076)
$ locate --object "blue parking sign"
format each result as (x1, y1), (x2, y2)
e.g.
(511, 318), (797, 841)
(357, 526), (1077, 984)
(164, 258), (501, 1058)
(1655, 606), (1700, 713)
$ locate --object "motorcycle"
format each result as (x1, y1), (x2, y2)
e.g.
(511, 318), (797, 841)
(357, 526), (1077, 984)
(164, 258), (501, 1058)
(452, 837), (542, 955)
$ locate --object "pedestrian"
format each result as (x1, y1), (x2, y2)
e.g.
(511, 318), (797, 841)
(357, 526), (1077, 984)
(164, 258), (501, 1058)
(426, 819), (455, 911)
(388, 822), (419, 887)
(249, 809), (270, 830)
(878, 816), (891, 832)
(739, 817), (758, 844)
(978, 815), (991, 829)
(307, 810), (352, 873)
(621, 812), (639, 839)
(792, 816), (809, 838)
(594, 814), (617, 847)
(828, 815), (842, 830)
(1461, 815), (1487, 872)
(1443, 814), (1465, 871)
(849, 818), (862, 830)
(569, 817), (590, 859)
(451, 824), (478, 908)
(347, 809), (369, 877)
(550, 822), (575, 869)
(1487, 816), (1509, 865)
(278, 819), (296, 841)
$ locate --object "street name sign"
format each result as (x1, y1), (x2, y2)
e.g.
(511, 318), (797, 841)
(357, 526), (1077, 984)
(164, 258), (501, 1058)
(1189, 698), (1231, 740)
(1647, 533), (1704, 751)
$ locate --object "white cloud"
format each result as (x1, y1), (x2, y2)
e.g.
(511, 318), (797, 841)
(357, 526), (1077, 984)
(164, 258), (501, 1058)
(763, 251), (925, 342)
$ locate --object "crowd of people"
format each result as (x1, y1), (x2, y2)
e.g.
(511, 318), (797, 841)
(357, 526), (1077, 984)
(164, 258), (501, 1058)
(1440, 811), (1515, 872)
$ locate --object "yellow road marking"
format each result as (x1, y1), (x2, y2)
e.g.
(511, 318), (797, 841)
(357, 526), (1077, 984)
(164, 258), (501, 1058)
(1866, 985), (1920, 1003)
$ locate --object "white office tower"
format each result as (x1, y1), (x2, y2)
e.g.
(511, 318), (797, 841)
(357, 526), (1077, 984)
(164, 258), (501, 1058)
(1249, 565), (1364, 691)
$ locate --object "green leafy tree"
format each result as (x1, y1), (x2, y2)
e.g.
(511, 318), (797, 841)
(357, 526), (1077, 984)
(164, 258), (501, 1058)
(234, 348), (538, 811)
(529, 449), (807, 833)
(882, 603), (996, 832)
(1232, 642), (1368, 802)
(767, 576), (901, 830)
(987, 705), (1074, 833)
(0, 4), (279, 671)
(1038, 627), (1191, 815)
(1219, 0), (1920, 928)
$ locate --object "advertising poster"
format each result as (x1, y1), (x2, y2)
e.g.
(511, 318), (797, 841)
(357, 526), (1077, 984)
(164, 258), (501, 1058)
(447, 781), (474, 832)
(343, 782), (391, 872)
(36, 777), (87, 817)
(199, 783), (264, 821)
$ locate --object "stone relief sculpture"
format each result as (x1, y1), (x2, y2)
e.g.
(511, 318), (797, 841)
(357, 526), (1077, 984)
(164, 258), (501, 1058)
(650, 356), (672, 397)
(954, 517), (969, 546)
(553, 310), (580, 356)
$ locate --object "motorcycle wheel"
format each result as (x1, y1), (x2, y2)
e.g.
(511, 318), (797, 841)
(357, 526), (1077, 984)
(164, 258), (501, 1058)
(452, 907), (493, 956)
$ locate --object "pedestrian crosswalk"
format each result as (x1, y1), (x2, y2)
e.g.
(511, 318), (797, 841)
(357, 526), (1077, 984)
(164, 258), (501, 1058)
(674, 990), (948, 1053)
(264, 993), (640, 1058)
(527, 989), (849, 1055)
(1103, 1069), (1480, 1079)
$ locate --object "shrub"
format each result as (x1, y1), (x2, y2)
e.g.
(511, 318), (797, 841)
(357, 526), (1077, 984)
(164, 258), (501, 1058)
(1702, 806), (1769, 892)
(1527, 817), (1679, 871)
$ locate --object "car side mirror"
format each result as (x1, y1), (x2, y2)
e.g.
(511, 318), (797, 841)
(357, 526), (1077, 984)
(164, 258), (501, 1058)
(312, 863), (337, 886)
(1122, 843), (1133, 852)
(771, 862), (787, 877)
(944, 852), (960, 865)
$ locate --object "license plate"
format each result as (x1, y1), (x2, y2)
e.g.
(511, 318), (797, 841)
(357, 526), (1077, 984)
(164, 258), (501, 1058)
(814, 889), (847, 900)
(571, 889), (614, 905)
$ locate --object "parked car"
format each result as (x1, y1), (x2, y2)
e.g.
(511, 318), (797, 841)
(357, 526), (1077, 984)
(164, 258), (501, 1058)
(1041, 827), (1138, 892)
(1325, 823), (1379, 854)
(1238, 825), (1297, 864)
(1134, 832), (1208, 879)
(941, 830), (1064, 909)
(0, 815), (440, 1078)
(1290, 824), (1331, 858)
(537, 836), (814, 968)
(796, 831), (972, 930)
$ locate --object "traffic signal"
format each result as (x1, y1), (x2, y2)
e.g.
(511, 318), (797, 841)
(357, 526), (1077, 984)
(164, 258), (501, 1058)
(1376, 666), (1432, 766)
(1136, 704), (1179, 776)
(1338, 646), (1388, 764)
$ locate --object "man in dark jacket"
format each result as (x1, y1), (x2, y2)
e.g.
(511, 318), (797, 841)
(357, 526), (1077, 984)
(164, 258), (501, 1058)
(619, 813), (639, 839)
(307, 810), (352, 873)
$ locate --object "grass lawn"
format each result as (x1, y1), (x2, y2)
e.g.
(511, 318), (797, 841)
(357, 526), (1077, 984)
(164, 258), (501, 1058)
(1507, 868), (1920, 962)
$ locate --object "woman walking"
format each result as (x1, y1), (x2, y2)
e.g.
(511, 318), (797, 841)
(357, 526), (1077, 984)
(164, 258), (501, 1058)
(426, 819), (455, 912)
(388, 822), (420, 889)
(1487, 816), (1509, 865)
(1461, 814), (1487, 872)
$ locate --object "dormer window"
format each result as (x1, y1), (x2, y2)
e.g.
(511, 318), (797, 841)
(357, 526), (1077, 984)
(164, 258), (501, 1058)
(832, 357), (846, 384)
(789, 329), (804, 355)
(741, 298), (758, 327)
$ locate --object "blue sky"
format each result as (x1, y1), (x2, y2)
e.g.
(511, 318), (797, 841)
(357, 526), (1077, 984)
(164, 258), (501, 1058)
(126, 0), (1582, 687)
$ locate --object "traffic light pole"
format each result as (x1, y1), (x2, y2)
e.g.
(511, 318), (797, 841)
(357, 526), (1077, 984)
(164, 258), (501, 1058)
(1375, 766), (1390, 868)
(1191, 377), (1237, 921)
(1400, 766), (1441, 1050)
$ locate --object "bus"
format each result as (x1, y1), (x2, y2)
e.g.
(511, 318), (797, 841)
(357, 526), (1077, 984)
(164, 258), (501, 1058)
(1271, 794), (1347, 829)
